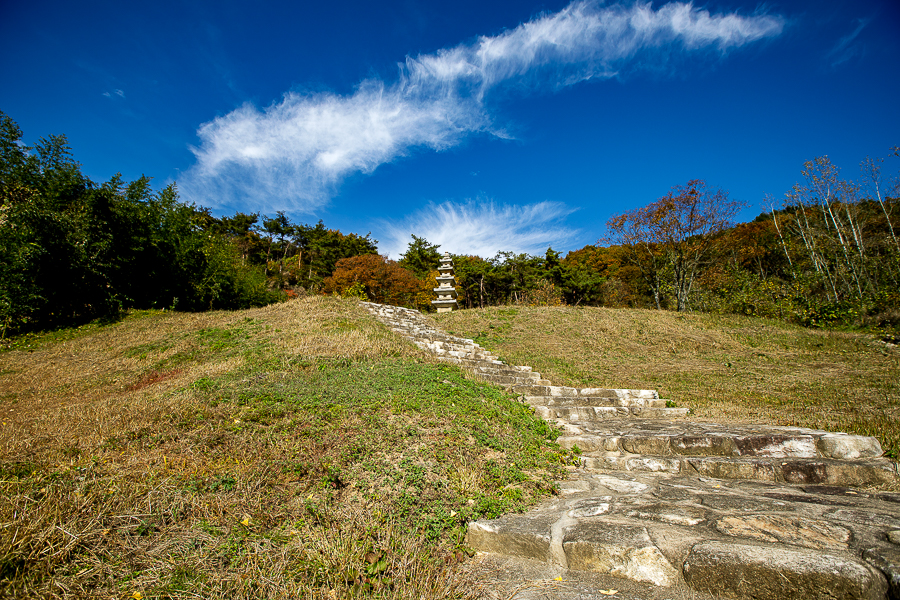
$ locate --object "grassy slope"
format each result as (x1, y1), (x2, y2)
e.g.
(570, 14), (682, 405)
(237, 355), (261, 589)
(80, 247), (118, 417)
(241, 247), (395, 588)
(0, 298), (567, 599)
(435, 305), (900, 459)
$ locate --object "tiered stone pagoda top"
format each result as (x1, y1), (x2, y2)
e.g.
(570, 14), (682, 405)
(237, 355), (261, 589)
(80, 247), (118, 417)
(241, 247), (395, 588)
(432, 252), (458, 313)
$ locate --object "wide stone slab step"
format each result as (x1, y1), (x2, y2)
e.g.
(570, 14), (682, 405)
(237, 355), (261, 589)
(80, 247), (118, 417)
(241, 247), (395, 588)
(684, 541), (889, 600)
(559, 430), (885, 459)
(436, 355), (505, 367)
(418, 340), (491, 355)
(556, 421), (889, 459)
(512, 384), (657, 398)
(465, 553), (728, 600)
(470, 364), (537, 376)
(467, 515), (681, 588)
(475, 373), (550, 386)
(525, 395), (669, 408)
(440, 356), (505, 367)
(466, 471), (900, 599)
(412, 338), (491, 353)
(471, 362), (532, 371)
(552, 421), (898, 487)
(537, 406), (689, 421)
(579, 454), (898, 487)
(416, 346), (498, 361)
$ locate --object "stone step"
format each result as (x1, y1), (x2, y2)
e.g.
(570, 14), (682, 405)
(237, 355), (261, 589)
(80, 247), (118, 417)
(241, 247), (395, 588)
(414, 343), (497, 361)
(466, 471), (900, 599)
(577, 454), (898, 487)
(556, 423), (889, 460)
(471, 364), (535, 376)
(438, 356), (525, 370)
(536, 406), (690, 421)
(436, 355), (505, 367)
(512, 384), (659, 401)
(477, 372), (544, 384)
(414, 338), (482, 351)
(525, 395), (670, 408)
(465, 553), (729, 600)
(475, 373), (551, 386)
(468, 366), (542, 380)
(553, 422), (899, 488)
(407, 333), (476, 345)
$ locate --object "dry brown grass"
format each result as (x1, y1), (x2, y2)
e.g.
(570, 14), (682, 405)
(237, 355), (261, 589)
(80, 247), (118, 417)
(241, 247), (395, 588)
(0, 298), (477, 598)
(0, 297), (565, 599)
(0, 296), (412, 464)
(435, 305), (900, 458)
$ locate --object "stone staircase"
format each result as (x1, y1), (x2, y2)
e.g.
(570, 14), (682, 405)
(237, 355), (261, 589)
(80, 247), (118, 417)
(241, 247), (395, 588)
(361, 302), (900, 600)
(558, 420), (897, 489)
(361, 301), (690, 421)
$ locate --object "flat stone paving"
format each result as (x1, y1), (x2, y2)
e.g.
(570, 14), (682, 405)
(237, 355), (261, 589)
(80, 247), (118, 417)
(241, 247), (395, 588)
(360, 302), (900, 600)
(468, 471), (900, 599)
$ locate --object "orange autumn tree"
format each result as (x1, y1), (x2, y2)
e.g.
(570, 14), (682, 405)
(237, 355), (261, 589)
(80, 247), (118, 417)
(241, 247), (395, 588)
(607, 180), (744, 311)
(322, 254), (420, 307)
(414, 270), (440, 312)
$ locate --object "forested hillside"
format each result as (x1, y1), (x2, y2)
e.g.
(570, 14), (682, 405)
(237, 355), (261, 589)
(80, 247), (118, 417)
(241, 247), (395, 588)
(0, 113), (379, 336)
(414, 159), (900, 335)
(2, 111), (897, 338)
(331, 162), (900, 337)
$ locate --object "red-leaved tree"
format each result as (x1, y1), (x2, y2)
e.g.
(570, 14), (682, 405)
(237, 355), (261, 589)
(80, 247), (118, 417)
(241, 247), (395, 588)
(607, 180), (744, 311)
(322, 254), (420, 307)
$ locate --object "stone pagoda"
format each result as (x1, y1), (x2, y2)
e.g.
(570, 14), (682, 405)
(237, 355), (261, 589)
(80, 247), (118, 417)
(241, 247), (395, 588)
(432, 252), (458, 313)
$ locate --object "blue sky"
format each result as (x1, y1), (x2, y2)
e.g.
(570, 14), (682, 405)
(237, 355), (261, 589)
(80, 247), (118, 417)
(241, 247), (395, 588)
(2, 0), (898, 258)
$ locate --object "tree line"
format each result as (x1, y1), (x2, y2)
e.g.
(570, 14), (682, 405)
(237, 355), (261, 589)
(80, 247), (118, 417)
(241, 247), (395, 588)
(0, 112), (378, 336)
(363, 151), (899, 334)
(3, 111), (897, 336)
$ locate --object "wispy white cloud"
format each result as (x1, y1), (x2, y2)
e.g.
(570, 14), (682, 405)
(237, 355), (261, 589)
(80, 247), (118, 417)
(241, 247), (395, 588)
(181, 83), (486, 214)
(103, 89), (125, 98)
(179, 1), (784, 212)
(826, 18), (869, 68)
(378, 198), (579, 258)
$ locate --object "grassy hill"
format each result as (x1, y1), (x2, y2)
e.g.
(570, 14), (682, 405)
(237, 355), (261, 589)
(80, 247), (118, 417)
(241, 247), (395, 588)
(436, 305), (900, 459)
(0, 297), (566, 599)
(2, 299), (898, 598)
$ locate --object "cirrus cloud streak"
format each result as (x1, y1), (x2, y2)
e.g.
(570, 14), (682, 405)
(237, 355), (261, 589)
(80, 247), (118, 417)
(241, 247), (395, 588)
(179, 1), (784, 212)
(378, 199), (580, 258)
